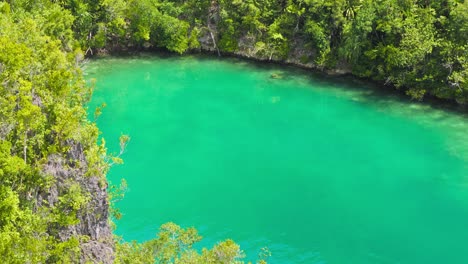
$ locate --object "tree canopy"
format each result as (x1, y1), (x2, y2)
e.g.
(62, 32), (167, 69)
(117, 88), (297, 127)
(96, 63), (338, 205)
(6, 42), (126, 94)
(30, 0), (468, 102)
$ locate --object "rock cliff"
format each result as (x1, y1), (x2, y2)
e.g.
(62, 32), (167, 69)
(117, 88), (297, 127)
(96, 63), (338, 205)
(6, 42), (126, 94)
(41, 141), (114, 264)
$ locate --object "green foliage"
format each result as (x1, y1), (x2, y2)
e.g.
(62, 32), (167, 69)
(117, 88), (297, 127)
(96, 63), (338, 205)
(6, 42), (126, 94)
(25, 0), (466, 103)
(109, 179), (127, 220)
(210, 0), (467, 102)
(1, 3), (261, 263)
(55, 183), (90, 226)
(337, 0), (468, 101)
(0, 1), (109, 262)
(115, 223), (257, 264)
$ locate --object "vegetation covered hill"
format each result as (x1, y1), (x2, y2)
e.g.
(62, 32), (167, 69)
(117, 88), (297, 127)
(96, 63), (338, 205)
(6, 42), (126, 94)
(52, 0), (468, 103)
(0, 0), (467, 263)
(0, 1), (265, 263)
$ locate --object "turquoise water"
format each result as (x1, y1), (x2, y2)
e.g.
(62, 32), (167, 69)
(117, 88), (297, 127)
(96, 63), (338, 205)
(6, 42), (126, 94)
(86, 55), (468, 264)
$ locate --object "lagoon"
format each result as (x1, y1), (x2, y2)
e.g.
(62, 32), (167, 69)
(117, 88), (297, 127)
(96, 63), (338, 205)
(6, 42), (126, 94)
(87, 55), (468, 264)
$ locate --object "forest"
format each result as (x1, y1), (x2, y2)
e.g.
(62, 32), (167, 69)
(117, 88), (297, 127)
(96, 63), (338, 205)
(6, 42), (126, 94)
(31, 0), (468, 102)
(0, 0), (467, 263)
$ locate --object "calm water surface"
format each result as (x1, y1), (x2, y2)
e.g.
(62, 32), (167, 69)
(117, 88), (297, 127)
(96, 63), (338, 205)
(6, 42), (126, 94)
(86, 55), (468, 264)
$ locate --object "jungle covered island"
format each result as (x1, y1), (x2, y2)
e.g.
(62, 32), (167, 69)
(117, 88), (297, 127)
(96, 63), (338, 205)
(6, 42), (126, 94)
(0, 0), (468, 263)
(0, 1), (260, 263)
(12, 0), (467, 103)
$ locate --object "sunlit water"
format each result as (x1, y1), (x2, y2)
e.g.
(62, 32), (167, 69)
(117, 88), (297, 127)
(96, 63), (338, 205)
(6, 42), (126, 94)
(86, 55), (468, 264)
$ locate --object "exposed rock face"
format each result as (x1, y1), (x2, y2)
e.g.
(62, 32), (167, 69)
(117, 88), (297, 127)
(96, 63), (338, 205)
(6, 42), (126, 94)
(41, 141), (114, 264)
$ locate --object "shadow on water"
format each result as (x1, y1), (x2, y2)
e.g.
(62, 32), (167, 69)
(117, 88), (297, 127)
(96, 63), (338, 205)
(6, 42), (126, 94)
(86, 52), (468, 159)
(102, 51), (468, 116)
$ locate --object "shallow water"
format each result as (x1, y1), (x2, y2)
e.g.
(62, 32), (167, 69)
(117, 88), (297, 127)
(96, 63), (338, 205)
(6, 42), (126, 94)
(87, 55), (468, 264)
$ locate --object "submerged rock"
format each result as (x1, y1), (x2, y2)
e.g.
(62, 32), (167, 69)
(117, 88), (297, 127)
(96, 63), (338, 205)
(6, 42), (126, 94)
(270, 73), (283, 79)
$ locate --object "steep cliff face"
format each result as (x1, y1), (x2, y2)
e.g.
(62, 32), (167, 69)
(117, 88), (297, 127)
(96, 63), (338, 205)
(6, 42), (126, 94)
(41, 142), (114, 263)
(0, 5), (116, 261)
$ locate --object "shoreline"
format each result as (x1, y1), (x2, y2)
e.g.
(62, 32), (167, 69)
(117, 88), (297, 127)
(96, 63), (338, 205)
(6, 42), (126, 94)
(91, 48), (468, 115)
